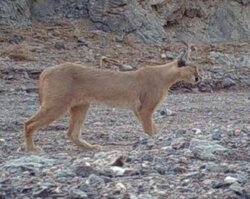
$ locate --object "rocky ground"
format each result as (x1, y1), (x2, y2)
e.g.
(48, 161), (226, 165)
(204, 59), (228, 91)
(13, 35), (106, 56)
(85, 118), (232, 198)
(0, 21), (250, 199)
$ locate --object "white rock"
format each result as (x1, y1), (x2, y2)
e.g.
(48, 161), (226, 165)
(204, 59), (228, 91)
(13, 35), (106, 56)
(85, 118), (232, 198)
(85, 162), (91, 167)
(192, 128), (202, 134)
(119, 64), (134, 71)
(224, 176), (238, 184)
(115, 183), (127, 194)
(161, 53), (167, 59)
(161, 146), (172, 150)
(111, 166), (126, 176)
(93, 151), (123, 167)
(166, 109), (176, 116)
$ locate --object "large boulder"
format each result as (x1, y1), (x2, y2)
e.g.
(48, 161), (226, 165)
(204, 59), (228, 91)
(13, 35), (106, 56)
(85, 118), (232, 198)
(88, 0), (167, 45)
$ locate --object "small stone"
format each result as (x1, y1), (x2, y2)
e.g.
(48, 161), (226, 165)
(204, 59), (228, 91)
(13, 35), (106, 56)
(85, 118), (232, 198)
(160, 108), (176, 116)
(173, 165), (187, 173)
(211, 129), (222, 140)
(119, 64), (134, 71)
(192, 128), (202, 134)
(125, 155), (133, 163)
(110, 155), (124, 167)
(139, 137), (149, 145)
(137, 184), (145, 193)
(229, 182), (243, 195)
(166, 51), (176, 59)
(208, 111), (213, 116)
(77, 38), (88, 46)
(222, 78), (236, 88)
(54, 41), (65, 50)
(190, 138), (229, 161)
(0, 138), (5, 143)
(212, 182), (230, 189)
(161, 53), (167, 59)
(93, 151), (124, 167)
(156, 184), (170, 190)
(211, 133), (222, 140)
(175, 129), (187, 137)
(134, 137), (155, 149)
(32, 183), (54, 197)
(141, 154), (154, 162)
(22, 71), (30, 79)
(7, 75), (14, 80)
(138, 194), (153, 199)
(115, 183), (127, 194)
(57, 168), (75, 178)
(154, 158), (166, 175)
(110, 166), (126, 176)
(202, 162), (227, 173)
(161, 51), (175, 59)
(72, 189), (88, 199)
(75, 166), (97, 178)
(181, 179), (191, 186)
(110, 166), (138, 177)
(112, 35), (123, 42)
(230, 172), (248, 183)
(233, 128), (242, 136)
(77, 184), (96, 198)
(224, 176), (238, 184)
(171, 137), (186, 150)
(155, 164), (166, 175)
(94, 151), (110, 159)
(86, 174), (104, 185)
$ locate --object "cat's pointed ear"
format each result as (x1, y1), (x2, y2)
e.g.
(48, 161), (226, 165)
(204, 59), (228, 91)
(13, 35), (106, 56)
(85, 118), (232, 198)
(181, 41), (194, 65)
(177, 41), (194, 67)
(177, 49), (187, 67)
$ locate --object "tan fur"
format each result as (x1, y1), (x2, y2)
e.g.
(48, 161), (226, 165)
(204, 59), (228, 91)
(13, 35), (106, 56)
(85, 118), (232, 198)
(24, 56), (200, 152)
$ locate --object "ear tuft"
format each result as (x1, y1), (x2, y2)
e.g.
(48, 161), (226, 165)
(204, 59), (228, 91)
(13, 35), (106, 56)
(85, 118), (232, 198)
(177, 59), (186, 67)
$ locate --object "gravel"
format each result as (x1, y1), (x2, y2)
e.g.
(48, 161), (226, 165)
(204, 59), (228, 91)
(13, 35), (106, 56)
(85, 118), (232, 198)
(0, 89), (249, 198)
(0, 23), (249, 199)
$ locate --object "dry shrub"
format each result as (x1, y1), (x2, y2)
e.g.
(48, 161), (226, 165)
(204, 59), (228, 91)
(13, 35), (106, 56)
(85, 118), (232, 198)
(1, 42), (34, 61)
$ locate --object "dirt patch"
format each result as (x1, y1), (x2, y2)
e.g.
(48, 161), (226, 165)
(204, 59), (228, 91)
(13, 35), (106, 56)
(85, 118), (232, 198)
(1, 42), (34, 61)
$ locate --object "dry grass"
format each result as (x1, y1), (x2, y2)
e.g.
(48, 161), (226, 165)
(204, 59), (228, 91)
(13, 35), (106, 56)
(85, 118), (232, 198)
(1, 42), (34, 61)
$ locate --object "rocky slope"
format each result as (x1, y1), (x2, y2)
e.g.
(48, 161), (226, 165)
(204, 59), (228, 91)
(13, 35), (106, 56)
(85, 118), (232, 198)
(0, 0), (250, 45)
